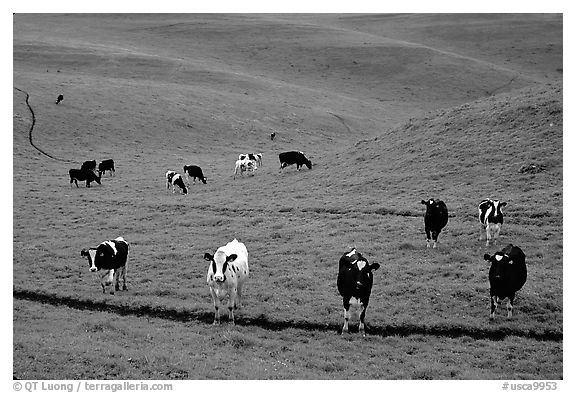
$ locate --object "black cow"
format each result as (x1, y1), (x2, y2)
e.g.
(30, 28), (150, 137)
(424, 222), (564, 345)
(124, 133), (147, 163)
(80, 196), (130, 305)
(279, 151), (312, 171)
(270, 132), (276, 141)
(478, 199), (507, 247)
(56, 94), (64, 104)
(81, 160), (97, 172)
(81, 237), (129, 294)
(484, 244), (527, 319)
(69, 169), (101, 188)
(98, 159), (115, 177)
(183, 165), (207, 184)
(337, 248), (380, 336)
(421, 198), (449, 248)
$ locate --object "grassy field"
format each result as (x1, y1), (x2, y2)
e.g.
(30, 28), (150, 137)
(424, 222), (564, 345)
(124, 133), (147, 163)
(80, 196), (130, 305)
(13, 14), (562, 380)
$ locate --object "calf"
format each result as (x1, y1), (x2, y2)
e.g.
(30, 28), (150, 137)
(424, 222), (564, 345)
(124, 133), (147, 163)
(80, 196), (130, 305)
(233, 158), (256, 179)
(270, 132), (276, 141)
(98, 159), (115, 176)
(279, 151), (312, 171)
(165, 170), (187, 194)
(183, 165), (207, 184)
(337, 248), (380, 336)
(478, 199), (507, 247)
(421, 198), (449, 248)
(204, 239), (250, 325)
(56, 94), (64, 104)
(69, 169), (101, 188)
(484, 244), (527, 319)
(81, 237), (129, 294)
(81, 160), (97, 173)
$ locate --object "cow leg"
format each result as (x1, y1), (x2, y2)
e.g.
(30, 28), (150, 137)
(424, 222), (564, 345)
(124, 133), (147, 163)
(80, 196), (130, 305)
(114, 269), (120, 291)
(121, 265), (127, 291)
(341, 297), (351, 334)
(228, 288), (237, 325)
(432, 231), (439, 248)
(490, 296), (501, 319)
(359, 302), (367, 337)
(507, 294), (515, 318)
(485, 224), (492, 247)
(211, 291), (221, 325)
(86, 181), (91, 188)
(493, 224), (501, 246)
(236, 283), (243, 309)
(425, 229), (431, 248)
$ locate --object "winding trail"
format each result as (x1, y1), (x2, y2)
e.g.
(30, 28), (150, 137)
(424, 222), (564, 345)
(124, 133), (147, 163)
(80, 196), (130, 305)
(14, 87), (73, 163)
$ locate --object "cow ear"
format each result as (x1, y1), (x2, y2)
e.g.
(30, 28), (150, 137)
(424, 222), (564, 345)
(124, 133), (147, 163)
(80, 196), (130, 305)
(483, 254), (491, 261)
(81, 249), (88, 257)
(421, 200), (426, 205)
(203, 253), (214, 261)
(501, 202), (507, 207)
(226, 254), (238, 262)
(370, 263), (380, 271)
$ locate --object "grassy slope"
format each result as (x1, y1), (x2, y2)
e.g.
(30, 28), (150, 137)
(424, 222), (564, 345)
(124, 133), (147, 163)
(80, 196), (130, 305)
(13, 14), (563, 379)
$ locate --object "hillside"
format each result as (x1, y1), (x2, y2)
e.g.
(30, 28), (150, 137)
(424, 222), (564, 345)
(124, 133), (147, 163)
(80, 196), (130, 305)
(13, 14), (563, 380)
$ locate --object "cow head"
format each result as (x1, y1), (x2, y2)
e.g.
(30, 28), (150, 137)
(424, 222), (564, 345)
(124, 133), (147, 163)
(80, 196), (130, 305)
(484, 251), (514, 280)
(341, 251), (380, 292)
(204, 251), (238, 282)
(82, 241), (118, 272)
(81, 248), (98, 271)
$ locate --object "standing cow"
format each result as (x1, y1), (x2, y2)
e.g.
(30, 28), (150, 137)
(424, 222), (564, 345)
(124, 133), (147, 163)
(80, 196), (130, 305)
(233, 158), (256, 179)
(479, 199), (507, 247)
(166, 170), (187, 194)
(337, 248), (380, 336)
(421, 198), (449, 248)
(98, 159), (116, 177)
(279, 151), (312, 172)
(484, 244), (527, 319)
(69, 169), (101, 188)
(81, 237), (129, 294)
(183, 165), (207, 184)
(204, 239), (250, 325)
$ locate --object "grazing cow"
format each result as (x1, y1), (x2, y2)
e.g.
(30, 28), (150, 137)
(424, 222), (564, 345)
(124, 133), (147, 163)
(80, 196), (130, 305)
(204, 239), (250, 325)
(421, 198), (449, 248)
(165, 170), (187, 194)
(81, 237), (129, 294)
(81, 160), (97, 173)
(484, 244), (527, 319)
(98, 159), (115, 176)
(279, 151), (312, 171)
(239, 153), (263, 167)
(183, 165), (207, 184)
(56, 94), (64, 104)
(337, 248), (380, 336)
(69, 169), (101, 188)
(478, 199), (507, 247)
(270, 132), (276, 141)
(233, 159), (256, 179)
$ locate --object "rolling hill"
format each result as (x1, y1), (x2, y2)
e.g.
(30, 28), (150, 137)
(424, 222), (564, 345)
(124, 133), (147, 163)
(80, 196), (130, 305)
(13, 13), (563, 380)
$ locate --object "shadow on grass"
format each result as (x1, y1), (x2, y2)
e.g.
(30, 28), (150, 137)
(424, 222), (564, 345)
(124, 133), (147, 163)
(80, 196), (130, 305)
(14, 288), (562, 342)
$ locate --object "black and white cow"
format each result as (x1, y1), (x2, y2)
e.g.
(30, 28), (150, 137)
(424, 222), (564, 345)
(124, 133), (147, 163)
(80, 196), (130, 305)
(478, 199), (507, 247)
(484, 244), (527, 319)
(98, 159), (115, 177)
(81, 160), (97, 173)
(81, 237), (129, 294)
(337, 248), (380, 336)
(183, 165), (207, 184)
(279, 151), (312, 171)
(421, 198), (449, 248)
(233, 158), (256, 179)
(69, 169), (101, 188)
(239, 153), (263, 167)
(165, 170), (187, 194)
(270, 132), (276, 141)
(204, 239), (250, 325)
(56, 94), (64, 104)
